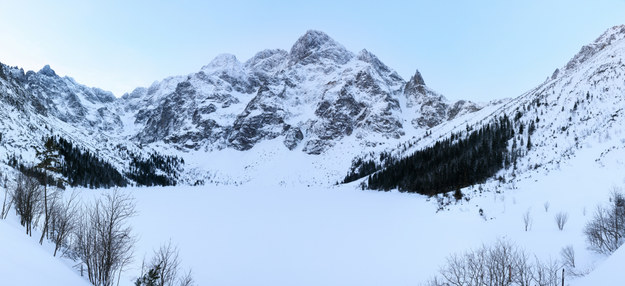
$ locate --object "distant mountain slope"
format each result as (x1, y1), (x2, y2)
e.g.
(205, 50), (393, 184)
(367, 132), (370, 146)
(0, 30), (488, 186)
(121, 30), (484, 154)
(347, 25), (625, 192)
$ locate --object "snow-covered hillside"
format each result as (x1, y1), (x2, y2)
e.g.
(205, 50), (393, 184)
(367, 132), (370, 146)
(0, 219), (90, 286)
(350, 25), (625, 191)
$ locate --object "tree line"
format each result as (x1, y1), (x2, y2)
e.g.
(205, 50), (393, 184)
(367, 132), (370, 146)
(365, 115), (515, 195)
(126, 152), (183, 187)
(7, 136), (184, 188)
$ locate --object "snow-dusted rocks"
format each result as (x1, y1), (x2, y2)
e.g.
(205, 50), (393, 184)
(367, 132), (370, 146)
(125, 30), (475, 155)
(0, 29), (489, 186)
(288, 30), (354, 66)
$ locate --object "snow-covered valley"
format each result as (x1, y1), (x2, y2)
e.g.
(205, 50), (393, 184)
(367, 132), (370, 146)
(3, 133), (625, 285)
(2, 23), (625, 286)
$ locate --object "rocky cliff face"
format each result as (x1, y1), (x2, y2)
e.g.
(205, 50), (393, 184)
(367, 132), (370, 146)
(121, 30), (482, 154)
(0, 29), (489, 186)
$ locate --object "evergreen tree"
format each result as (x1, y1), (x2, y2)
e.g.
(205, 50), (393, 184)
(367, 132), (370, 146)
(35, 137), (62, 245)
(136, 263), (161, 286)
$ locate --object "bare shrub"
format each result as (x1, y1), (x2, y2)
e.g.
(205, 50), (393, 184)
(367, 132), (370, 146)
(1, 175), (12, 219)
(439, 240), (530, 285)
(49, 191), (79, 256)
(12, 174), (43, 236)
(560, 245), (575, 269)
(584, 189), (625, 254)
(73, 190), (136, 286)
(544, 201), (550, 212)
(431, 239), (564, 286)
(153, 241), (180, 286)
(555, 212), (568, 231)
(177, 269), (195, 286)
(138, 241), (195, 286)
(523, 209), (532, 231)
(533, 257), (561, 286)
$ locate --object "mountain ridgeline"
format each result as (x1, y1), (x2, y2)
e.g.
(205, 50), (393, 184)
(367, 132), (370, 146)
(0, 29), (487, 186)
(2, 25), (625, 187)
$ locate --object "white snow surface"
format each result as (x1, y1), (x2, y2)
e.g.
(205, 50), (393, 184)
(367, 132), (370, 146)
(0, 219), (90, 286)
(3, 26), (625, 285)
(3, 132), (625, 285)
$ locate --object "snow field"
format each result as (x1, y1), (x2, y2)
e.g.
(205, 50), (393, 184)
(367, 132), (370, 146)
(1, 132), (624, 285)
(65, 140), (625, 286)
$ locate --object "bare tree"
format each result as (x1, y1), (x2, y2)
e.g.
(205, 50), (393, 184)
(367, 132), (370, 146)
(177, 269), (195, 286)
(532, 257), (560, 286)
(584, 189), (625, 254)
(438, 239), (531, 286)
(555, 212), (568, 231)
(523, 209), (532, 231)
(49, 191), (79, 256)
(140, 241), (195, 286)
(560, 245), (575, 269)
(74, 190), (136, 286)
(152, 241), (180, 286)
(1, 175), (12, 219)
(543, 201), (550, 212)
(431, 239), (563, 286)
(12, 174), (43, 236)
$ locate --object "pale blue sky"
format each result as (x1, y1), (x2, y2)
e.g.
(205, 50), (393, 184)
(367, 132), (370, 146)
(0, 0), (624, 101)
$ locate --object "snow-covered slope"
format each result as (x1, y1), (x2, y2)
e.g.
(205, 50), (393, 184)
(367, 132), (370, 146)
(356, 25), (625, 188)
(0, 30), (488, 186)
(575, 245), (625, 285)
(2, 25), (625, 286)
(0, 219), (90, 286)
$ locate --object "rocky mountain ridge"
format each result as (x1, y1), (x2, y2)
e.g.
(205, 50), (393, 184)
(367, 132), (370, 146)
(119, 30), (484, 154)
(0, 30), (498, 186)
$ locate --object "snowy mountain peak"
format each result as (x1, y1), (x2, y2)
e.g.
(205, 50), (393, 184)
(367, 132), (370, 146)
(408, 69), (426, 86)
(289, 30), (354, 65)
(244, 49), (288, 75)
(564, 25), (625, 72)
(201, 53), (243, 75)
(38, 64), (57, 77)
(357, 49), (393, 75)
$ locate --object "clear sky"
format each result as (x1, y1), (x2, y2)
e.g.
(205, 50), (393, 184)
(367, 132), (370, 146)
(0, 0), (624, 101)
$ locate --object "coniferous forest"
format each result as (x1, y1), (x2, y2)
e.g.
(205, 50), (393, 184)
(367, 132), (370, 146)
(49, 136), (128, 188)
(7, 136), (184, 188)
(8, 137), (127, 188)
(125, 152), (183, 186)
(365, 115), (514, 196)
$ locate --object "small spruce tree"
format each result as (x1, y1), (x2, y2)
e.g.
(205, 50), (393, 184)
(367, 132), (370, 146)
(136, 263), (161, 286)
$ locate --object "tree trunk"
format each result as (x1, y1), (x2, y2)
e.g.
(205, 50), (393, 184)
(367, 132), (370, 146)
(39, 175), (48, 245)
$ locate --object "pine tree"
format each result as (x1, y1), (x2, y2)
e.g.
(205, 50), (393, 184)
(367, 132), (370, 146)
(35, 137), (62, 245)
(136, 263), (161, 286)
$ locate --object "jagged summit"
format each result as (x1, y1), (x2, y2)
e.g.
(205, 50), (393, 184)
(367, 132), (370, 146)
(564, 25), (625, 72)
(38, 64), (56, 77)
(289, 30), (354, 65)
(0, 28), (491, 188)
(244, 49), (288, 76)
(357, 49), (394, 75)
(201, 53), (243, 74)
(409, 70), (425, 86)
